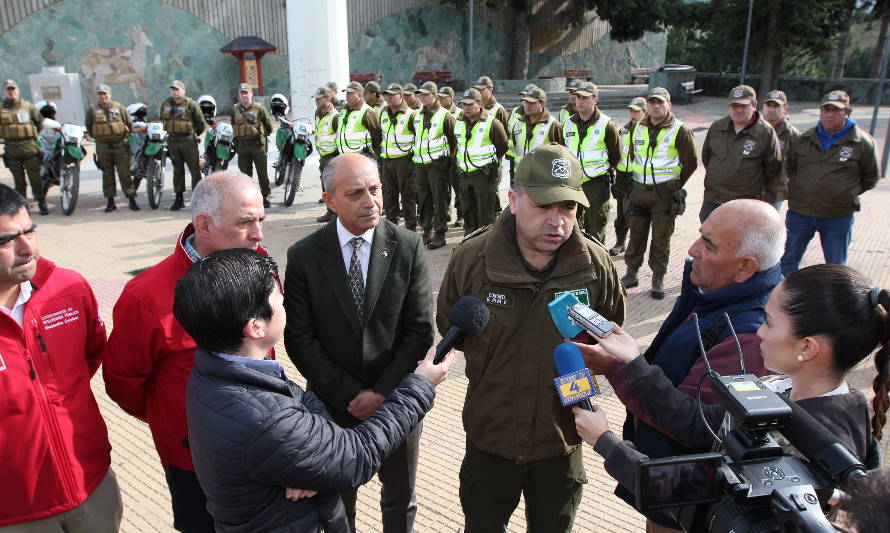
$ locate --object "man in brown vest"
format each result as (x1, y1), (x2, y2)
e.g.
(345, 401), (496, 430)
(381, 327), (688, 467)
(231, 83), (273, 209)
(85, 84), (137, 212)
(0, 79), (47, 215)
(160, 80), (206, 211)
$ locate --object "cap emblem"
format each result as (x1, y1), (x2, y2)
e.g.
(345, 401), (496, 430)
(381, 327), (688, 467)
(829, 92), (840, 100)
(552, 158), (570, 180)
(732, 88), (744, 98)
(770, 91), (781, 98)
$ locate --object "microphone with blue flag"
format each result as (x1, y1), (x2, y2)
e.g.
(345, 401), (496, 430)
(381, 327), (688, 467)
(553, 342), (599, 411)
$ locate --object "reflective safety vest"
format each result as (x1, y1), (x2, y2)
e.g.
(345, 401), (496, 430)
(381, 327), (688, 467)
(564, 112), (612, 180)
(161, 98), (195, 135)
(507, 117), (555, 164)
(616, 122), (636, 173)
(374, 103), (387, 116)
(412, 107), (450, 164)
(507, 106), (522, 133)
(90, 102), (129, 140)
(487, 101), (505, 122)
(454, 117), (497, 173)
(558, 105), (574, 125)
(315, 108), (338, 156)
(379, 108), (415, 159)
(336, 104), (371, 153)
(630, 120), (684, 184)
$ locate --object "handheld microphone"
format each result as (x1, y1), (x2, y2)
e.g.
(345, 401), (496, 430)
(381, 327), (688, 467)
(434, 296), (490, 364)
(553, 343), (598, 411)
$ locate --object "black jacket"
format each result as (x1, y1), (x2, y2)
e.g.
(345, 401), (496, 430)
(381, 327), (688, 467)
(186, 349), (435, 533)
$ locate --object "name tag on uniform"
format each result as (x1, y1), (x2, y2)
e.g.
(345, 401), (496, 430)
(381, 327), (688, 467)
(566, 131), (576, 137)
(554, 368), (599, 406)
(484, 291), (513, 308)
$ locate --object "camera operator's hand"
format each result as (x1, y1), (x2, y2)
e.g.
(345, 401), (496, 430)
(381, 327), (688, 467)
(414, 346), (454, 386)
(572, 405), (610, 446)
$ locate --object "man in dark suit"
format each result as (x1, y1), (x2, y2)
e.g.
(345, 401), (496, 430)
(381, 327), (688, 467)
(284, 152), (434, 533)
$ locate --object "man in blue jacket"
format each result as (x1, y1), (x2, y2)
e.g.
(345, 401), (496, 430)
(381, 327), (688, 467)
(177, 248), (453, 533)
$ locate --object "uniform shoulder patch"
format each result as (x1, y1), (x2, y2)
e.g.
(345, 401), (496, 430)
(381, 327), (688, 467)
(460, 224), (493, 244)
(579, 229), (608, 250)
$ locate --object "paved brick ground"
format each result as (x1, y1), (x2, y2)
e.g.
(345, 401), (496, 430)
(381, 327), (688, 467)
(4, 96), (889, 532)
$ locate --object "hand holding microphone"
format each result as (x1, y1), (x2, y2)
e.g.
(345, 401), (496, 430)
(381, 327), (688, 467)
(572, 404), (610, 447)
(434, 296), (490, 364)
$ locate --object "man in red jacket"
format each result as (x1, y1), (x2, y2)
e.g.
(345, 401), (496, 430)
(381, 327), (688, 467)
(102, 171), (267, 533)
(0, 184), (120, 531)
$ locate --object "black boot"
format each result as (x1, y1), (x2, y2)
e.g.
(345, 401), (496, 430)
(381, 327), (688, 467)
(169, 193), (184, 211)
(37, 200), (49, 216)
(104, 197), (116, 213)
(129, 197), (140, 211)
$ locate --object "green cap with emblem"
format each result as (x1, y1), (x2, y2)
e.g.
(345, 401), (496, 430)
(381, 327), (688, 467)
(473, 76), (494, 90)
(574, 81), (598, 97)
(325, 81), (338, 92)
(519, 83), (538, 97)
(364, 81), (381, 94)
(383, 82), (403, 95)
(3, 79), (17, 89)
(566, 79), (580, 93)
(459, 88), (482, 105)
(417, 81), (438, 94)
(522, 87), (547, 103)
(96, 83), (111, 94)
(729, 85), (756, 105)
(647, 87), (671, 103)
(170, 79), (185, 90)
(437, 86), (455, 97)
(514, 144), (589, 207)
(344, 81), (364, 93)
(403, 83), (419, 94)
(627, 96), (647, 112)
(765, 90), (787, 106)
(821, 90), (850, 109)
(312, 86), (330, 98)
(238, 82), (252, 93)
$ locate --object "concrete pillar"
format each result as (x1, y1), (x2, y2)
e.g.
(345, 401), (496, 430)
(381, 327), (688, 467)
(286, 0), (350, 121)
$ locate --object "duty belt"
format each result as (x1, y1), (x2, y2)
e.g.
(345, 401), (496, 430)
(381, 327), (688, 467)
(458, 163), (497, 176)
(97, 140), (127, 148)
(4, 138), (36, 145)
(632, 180), (668, 191)
(238, 138), (263, 145)
(168, 134), (194, 142)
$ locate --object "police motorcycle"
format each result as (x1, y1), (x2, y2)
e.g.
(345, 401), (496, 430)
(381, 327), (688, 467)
(35, 101), (85, 215)
(270, 94), (313, 207)
(127, 103), (168, 209)
(197, 95), (235, 175)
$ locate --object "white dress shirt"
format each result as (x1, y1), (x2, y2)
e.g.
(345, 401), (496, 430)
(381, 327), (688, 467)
(0, 281), (32, 327)
(336, 218), (374, 287)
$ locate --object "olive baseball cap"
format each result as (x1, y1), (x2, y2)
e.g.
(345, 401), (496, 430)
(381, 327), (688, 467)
(96, 84), (111, 94)
(566, 79), (580, 93)
(459, 88), (482, 105)
(383, 82), (403, 95)
(821, 90), (850, 109)
(238, 83), (252, 93)
(648, 87), (671, 103)
(519, 83), (538, 96)
(729, 85), (756, 105)
(627, 97), (647, 112)
(344, 81), (364, 93)
(312, 86), (331, 98)
(364, 81), (381, 94)
(522, 87), (547, 103)
(417, 81), (438, 94)
(473, 76), (494, 90)
(403, 83), (419, 94)
(437, 86), (455, 98)
(4, 79), (18, 89)
(325, 81), (338, 92)
(170, 80), (185, 90)
(574, 81), (598, 98)
(514, 144), (589, 207)
(765, 90), (788, 106)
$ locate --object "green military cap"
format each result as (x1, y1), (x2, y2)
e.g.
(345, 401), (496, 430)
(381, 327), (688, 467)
(437, 86), (455, 98)
(566, 79), (581, 93)
(459, 88), (482, 105)
(627, 97), (647, 112)
(522, 87), (547, 103)
(403, 83), (419, 93)
(574, 81), (598, 98)
(647, 87), (671, 103)
(326, 81), (338, 93)
(170, 80), (185, 90)
(765, 90), (788, 106)
(312, 86), (330, 98)
(96, 83), (111, 94)
(417, 81), (438, 94)
(821, 90), (850, 109)
(364, 81), (381, 94)
(518, 83), (538, 96)
(238, 82), (252, 93)
(4, 79), (18, 89)
(344, 81), (364, 93)
(515, 144), (589, 207)
(729, 85), (756, 105)
(473, 76), (494, 90)
(383, 82), (403, 95)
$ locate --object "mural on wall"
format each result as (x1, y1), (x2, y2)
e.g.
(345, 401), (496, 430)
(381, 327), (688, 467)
(415, 30), (460, 72)
(80, 25), (153, 104)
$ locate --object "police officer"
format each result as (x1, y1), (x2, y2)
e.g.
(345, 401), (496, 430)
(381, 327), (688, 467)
(453, 88), (508, 235)
(438, 86), (463, 227)
(412, 81), (456, 249)
(0, 79), (47, 215)
(558, 79), (580, 124)
(403, 83), (422, 111)
(700, 85), (782, 221)
(326, 81), (345, 111)
(506, 87), (564, 170)
(364, 81), (385, 115)
(762, 90), (800, 210)
(229, 83), (273, 208)
(506, 83), (538, 135)
(610, 96), (647, 256)
(623, 87), (698, 299)
(378, 82), (417, 229)
(160, 80), (206, 211)
(563, 81), (620, 244)
(437, 144), (625, 533)
(85, 84), (137, 212)
(335, 81), (382, 159)
(473, 76), (510, 127)
(313, 86), (339, 223)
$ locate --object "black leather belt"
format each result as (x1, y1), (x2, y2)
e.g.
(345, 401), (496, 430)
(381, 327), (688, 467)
(98, 140), (126, 148)
(238, 138), (263, 145)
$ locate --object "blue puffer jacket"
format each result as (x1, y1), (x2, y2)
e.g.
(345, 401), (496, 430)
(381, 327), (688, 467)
(186, 349), (435, 533)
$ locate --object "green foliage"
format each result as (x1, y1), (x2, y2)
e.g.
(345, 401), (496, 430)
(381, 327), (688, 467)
(845, 46), (875, 78)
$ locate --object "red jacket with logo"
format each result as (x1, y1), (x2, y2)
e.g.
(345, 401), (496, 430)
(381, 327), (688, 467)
(0, 258), (109, 526)
(102, 225), (271, 471)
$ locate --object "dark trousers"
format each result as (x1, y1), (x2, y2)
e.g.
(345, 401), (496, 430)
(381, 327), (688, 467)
(414, 160), (450, 239)
(341, 422), (422, 533)
(381, 156), (417, 229)
(164, 466), (215, 533)
(578, 176), (612, 244)
(449, 165), (462, 219)
(97, 143), (135, 198)
(236, 140), (270, 196)
(460, 443), (586, 533)
(612, 171), (632, 244)
(168, 136), (202, 194)
(5, 142), (44, 201)
(459, 165), (499, 235)
(624, 181), (680, 276)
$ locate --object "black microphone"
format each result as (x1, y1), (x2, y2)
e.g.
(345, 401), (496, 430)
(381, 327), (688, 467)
(777, 394), (866, 486)
(434, 296), (490, 364)
(553, 343), (594, 411)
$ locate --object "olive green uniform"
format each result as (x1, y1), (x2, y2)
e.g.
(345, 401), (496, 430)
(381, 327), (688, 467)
(86, 100), (135, 198)
(454, 110), (509, 235)
(612, 119), (639, 247)
(0, 99), (44, 201)
(624, 112), (698, 277)
(772, 119), (801, 202)
(160, 97), (206, 193)
(412, 102), (456, 244)
(437, 211), (626, 533)
(444, 103), (463, 221)
(231, 101), (273, 196)
(378, 104), (417, 229)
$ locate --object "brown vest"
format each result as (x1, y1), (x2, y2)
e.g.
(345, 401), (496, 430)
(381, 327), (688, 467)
(0, 100), (38, 140)
(161, 98), (195, 135)
(232, 102), (265, 139)
(90, 102), (128, 140)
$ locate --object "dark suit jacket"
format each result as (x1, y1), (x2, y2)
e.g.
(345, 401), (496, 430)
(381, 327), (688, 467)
(284, 219), (433, 427)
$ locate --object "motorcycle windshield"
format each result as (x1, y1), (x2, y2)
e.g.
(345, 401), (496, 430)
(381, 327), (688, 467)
(275, 128), (288, 151)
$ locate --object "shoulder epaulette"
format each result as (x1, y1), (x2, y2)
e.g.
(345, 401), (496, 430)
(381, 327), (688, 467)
(459, 224), (493, 244)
